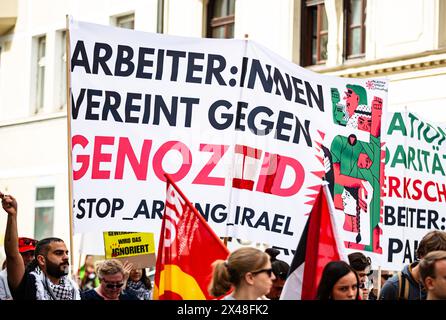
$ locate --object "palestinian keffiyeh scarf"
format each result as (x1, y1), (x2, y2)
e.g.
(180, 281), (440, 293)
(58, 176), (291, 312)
(30, 266), (81, 300)
(126, 280), (151, 300)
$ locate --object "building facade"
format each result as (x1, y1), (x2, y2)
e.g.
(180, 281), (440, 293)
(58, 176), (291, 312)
(0, 0), (445, 265)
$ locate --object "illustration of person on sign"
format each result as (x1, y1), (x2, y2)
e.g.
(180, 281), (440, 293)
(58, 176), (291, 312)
(327, 84), (383, 254)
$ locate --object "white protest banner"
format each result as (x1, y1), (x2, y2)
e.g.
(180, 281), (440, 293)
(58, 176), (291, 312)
(382, 111), (446, 270)
(69, 19), (388, 263)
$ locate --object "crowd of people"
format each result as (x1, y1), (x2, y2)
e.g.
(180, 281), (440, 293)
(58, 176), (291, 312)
(0, 191), (151, 300)
(2, 190), (446, 300)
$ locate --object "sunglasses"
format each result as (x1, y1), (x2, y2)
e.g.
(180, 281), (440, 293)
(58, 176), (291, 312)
(251, 268), (274, 278)
(19, 238), (38, 246)
(103, 281), (124, 289)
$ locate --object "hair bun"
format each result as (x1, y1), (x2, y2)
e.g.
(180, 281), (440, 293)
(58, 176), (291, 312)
(265, 248), (280, 261)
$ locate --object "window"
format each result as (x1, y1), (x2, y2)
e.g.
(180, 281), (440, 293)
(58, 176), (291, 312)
(207, 0), (235, 39)
(345, 0), (366, 59)
(301, 1), (328, 66)
(35, 36), (46, 113)
(116, 13), (135, 29)
(34, 187), (55, 240)
(60, 30), (67, 109)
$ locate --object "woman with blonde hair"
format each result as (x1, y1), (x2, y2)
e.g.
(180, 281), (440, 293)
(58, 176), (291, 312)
(208, 247), (275, 300)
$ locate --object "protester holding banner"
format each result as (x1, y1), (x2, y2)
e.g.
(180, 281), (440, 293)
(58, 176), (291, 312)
(380, 230), (446, 300)
(208, 247), (274, 300)
(1, 191), (81, 300)
(348, 252), (372, 300)
(419, 250), (446, 300)
(316, 261), (359, 300)
(81, 259), (138, 300)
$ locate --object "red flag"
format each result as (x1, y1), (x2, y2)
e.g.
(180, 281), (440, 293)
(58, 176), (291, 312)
(280, 184), (347, 300)
(153, 174), (229, 300)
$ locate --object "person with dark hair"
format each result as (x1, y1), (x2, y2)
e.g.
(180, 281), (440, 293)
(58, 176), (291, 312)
(125, 268), (152, 300)
(348, 252), (372, 299)
(1, 191), (80, 300)
(317, 260), (359, 300)
(419, 250), (446, 300)
(208, 247), (275, 300)
(265, 248), (290, 300)
(380, 230), (446, 300)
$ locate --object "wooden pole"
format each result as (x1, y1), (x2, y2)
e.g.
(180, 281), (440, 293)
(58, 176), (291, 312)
(65, 14), (75, 277)
(377, 266), (382, 298)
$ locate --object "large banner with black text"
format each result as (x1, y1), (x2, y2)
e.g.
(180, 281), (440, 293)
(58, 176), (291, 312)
(69, 19), (388, 264)
(382, 111), (446, 270)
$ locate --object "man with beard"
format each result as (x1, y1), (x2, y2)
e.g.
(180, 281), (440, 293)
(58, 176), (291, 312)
(1, 191), (80, 300)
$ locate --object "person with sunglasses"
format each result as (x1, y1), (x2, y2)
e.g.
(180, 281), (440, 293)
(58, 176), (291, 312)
(265, 248), (290, 300)
(1, 191), (81, 300)
(208, 247), (275, 300)
(81, 259), (138, 300)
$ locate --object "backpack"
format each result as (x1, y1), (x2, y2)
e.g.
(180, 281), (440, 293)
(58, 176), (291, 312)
(397, 271), (410, 300)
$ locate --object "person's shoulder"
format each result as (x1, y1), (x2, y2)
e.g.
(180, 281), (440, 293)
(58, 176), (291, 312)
(11, 271), (37, 300)
(385, 273), (399, 286)
(331, 135), (345, 143)
(120, 291), (139, 300)
(379, 276), (399, 300)
(81, 289), (102, 300)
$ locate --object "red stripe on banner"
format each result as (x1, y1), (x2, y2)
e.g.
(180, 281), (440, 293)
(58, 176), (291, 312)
(316, 155), (324, 165)
(308, 185), (322, 192)
(232, 178), (254, 190)
(306, 193), (319, 200)
(311, 171), (325, 178)
(304, 200), (316, 206)
(234, 144), (262, 159)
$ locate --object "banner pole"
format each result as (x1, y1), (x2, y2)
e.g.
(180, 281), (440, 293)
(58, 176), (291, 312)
(65, 14), (75, 277)
(377, 266), (382, 299)
(77, 233), (85, 272)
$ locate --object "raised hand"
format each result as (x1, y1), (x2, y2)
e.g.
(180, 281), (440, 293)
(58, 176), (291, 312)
(122, 260), (134, 281)
(0, 192), (17, 216)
